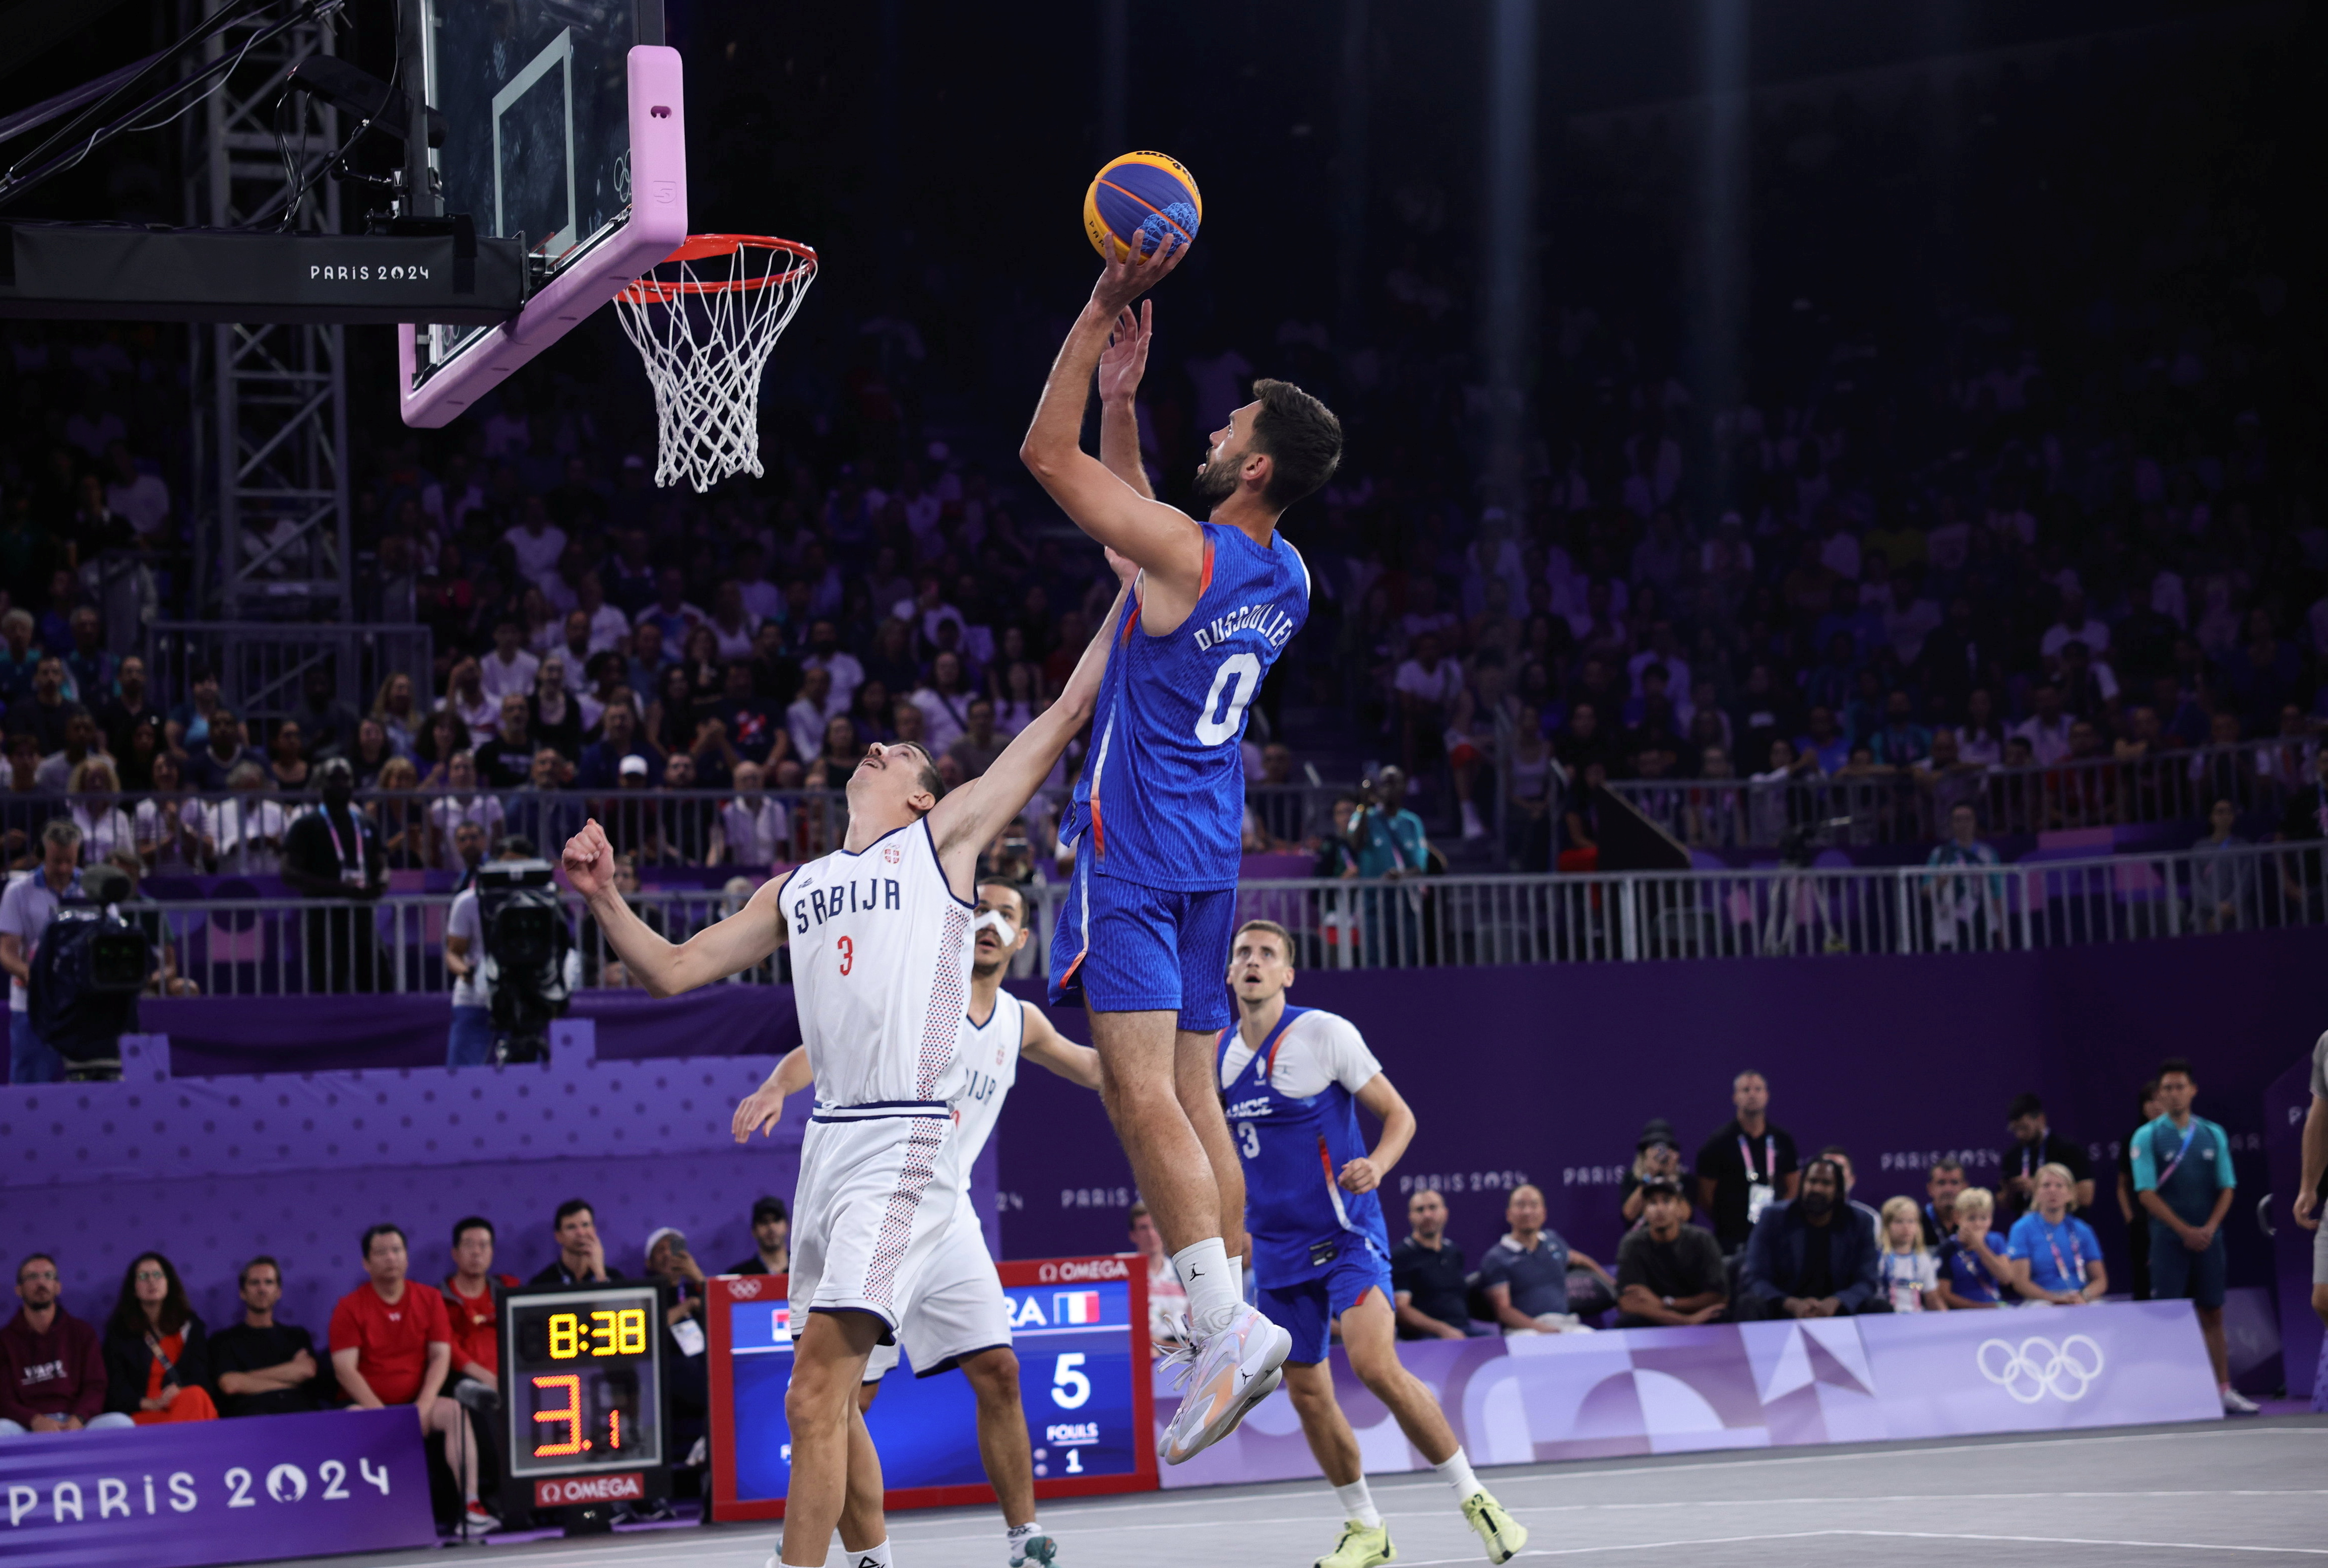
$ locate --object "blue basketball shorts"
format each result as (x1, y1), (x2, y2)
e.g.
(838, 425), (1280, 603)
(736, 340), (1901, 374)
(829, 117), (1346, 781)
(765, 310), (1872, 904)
(1259, 1245), (1395, 1366)
(1047, 861), (1237, 1032)
(2147, 1220), (2227, 1310)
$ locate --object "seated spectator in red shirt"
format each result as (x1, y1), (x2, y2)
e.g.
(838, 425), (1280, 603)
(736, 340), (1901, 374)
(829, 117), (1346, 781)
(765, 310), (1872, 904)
(1, 1253), (134, 1435)
(210, 1256), (326, 1417)
(101, 1252), (217, 1425)
(441, 1217), (519, 1393)
(331, 1224), (496, 1535)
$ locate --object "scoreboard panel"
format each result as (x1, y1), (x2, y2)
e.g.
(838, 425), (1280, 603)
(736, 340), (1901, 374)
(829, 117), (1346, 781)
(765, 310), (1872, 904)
(708, 1255), (1156, 1520)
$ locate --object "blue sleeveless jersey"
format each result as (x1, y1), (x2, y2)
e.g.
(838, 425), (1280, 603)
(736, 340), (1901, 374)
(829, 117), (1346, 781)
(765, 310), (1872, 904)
(1064, 521), (1310, 891)
(1218, 1006), (1390, 1287)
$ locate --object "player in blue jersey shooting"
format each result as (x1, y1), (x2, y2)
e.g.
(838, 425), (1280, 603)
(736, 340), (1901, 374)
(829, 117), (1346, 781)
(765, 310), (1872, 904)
(1214, 920), (1525, 1567)
(1020, 238), (1343, 1464)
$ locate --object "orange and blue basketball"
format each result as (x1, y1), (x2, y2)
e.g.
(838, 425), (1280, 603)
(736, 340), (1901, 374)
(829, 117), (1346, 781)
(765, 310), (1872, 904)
(1083, 152), (1202, 263)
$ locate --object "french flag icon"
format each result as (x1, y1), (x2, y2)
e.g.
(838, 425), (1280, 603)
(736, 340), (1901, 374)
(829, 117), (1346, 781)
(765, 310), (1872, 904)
(1053, 1290), (1103, 1325)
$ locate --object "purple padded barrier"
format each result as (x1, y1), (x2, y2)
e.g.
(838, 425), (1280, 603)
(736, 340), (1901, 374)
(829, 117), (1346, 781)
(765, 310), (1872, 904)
(141, 986), (801, 1076)
(0, 1021), (1001, 1348)
(0, 1408), (434, 1565)
(994, 929), (2327, 1310)
(1153, 1301), (2221, 1487)
(2264, 1050), (2322, 1403)
(397, 46), (688, 428)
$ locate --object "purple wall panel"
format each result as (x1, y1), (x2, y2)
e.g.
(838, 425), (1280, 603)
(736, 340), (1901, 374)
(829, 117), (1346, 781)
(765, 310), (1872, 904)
(142, 985), (801, 1076)
(994, 930), (2326, 1299)
(0, 1018), (996, 1342)
(1153, 1301), (2222, 1487)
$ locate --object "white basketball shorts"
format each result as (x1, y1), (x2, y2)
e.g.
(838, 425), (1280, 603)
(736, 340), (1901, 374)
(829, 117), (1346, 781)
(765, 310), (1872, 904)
(791, 1105), (963, 1340)
(861, 1213), (1014, 1383)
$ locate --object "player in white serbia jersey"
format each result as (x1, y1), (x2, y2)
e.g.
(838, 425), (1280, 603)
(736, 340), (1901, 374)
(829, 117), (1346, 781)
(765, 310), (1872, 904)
(563, 589), (1123, 1568)
(739, 881), (1099, 1567)
(1020, 234), (1345, 1465)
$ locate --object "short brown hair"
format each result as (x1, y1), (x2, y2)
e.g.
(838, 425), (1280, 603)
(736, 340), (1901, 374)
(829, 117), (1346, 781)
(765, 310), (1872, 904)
(1233, 919), (1293, 958)
(1250, 379), (1342, 509)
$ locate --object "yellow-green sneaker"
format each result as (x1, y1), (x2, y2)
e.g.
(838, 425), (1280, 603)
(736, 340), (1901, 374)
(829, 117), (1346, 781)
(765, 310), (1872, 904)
(1461, 1491), (1527, 1564)
(1315, 1519), (1396, 1568)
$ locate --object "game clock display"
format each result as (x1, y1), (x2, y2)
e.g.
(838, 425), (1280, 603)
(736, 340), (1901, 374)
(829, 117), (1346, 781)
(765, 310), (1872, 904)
(501, 1283), (667, 1479)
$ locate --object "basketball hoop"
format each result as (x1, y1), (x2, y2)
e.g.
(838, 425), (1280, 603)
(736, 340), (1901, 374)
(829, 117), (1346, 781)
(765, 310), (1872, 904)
(614, 234), (819, 491)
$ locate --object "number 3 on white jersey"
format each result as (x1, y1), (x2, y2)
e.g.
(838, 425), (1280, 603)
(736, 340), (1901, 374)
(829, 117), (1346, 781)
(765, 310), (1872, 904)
(1195, 652), (1262, 745)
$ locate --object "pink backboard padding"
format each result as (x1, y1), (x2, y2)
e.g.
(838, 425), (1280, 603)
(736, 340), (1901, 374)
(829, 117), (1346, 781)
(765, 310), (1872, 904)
(398, 45), (689, 428)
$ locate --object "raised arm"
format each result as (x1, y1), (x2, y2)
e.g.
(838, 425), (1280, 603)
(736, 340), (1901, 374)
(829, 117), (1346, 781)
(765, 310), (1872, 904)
(929, 581), (1128, 885)
(562, 819), (788, 998)
(1097, 303), (1157, 501)
(1019, 249), (1205, 596)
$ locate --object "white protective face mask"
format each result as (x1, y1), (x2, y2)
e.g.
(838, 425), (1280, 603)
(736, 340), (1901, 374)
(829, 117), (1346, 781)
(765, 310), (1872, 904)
(972, 909), (1017, 943)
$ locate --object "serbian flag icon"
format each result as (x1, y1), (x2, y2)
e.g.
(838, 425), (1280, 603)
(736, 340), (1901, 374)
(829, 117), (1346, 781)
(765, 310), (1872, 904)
(1053, 1290), (1103, 1325)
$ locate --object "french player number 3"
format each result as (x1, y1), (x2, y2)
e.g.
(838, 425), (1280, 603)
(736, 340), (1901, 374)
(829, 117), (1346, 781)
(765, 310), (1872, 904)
(1194, 652), (1262, 746)
(1236, 1121), (1260, 1159)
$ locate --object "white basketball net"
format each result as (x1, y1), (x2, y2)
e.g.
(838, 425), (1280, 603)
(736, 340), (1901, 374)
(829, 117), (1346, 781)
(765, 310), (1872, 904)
(614, 236), (819, 492)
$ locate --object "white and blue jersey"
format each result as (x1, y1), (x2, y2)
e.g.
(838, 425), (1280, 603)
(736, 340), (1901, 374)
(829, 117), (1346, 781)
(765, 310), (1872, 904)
(1217, 1006), (1390, 1284)
(1216, 1004), (1393, 1361)
(1065, 520), (1310, 892)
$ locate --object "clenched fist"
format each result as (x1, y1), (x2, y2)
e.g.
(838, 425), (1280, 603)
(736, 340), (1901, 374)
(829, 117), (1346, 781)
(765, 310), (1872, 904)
(563, 819), (615, 897)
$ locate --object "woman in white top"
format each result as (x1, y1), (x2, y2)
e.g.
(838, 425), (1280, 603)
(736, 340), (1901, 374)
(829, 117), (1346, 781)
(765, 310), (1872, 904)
(518, 585), (561, 657)
(427, 749), (505, 864)
(69, 758), (136, 867)
(135, 753), (205, 872)
(1956, 689), (2005, 768)
(992, 659), (1043, 736)
(441, 658), (498, 736)
(706, 580), (760, 662)
(717, 761), (792, 868)
(202, 760), (290, 875)
(371, 672), (422, 757)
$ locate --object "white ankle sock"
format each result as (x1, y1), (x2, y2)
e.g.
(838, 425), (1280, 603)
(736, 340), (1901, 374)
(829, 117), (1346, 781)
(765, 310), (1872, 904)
(1174, 1238), (1238, 1334)
(1435, 1446), (1482, 1502)
(844, 1541), (893, 1568)
(1333, 1479), (1382, 1529)
(1006, 1521), (1044, 1558)
(1229, 1254), (1245, 1304)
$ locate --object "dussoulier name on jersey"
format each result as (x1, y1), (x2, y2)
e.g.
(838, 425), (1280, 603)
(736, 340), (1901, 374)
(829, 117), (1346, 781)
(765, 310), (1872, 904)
(1193, 602), (1299, 653)
(791, 877), (903, 931)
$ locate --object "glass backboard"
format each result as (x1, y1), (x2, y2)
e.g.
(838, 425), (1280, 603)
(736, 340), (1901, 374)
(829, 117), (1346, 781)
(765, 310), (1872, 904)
(415, 0), (663, 373)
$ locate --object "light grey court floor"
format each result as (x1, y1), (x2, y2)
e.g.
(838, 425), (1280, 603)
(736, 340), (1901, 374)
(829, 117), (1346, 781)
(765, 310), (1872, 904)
(281, 1418), (2327, 1567)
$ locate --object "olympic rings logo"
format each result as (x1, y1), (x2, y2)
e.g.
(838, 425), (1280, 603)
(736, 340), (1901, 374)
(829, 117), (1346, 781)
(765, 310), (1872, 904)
(728, 1276), (763, 1299)
(1975, 1333), (2105, 1403)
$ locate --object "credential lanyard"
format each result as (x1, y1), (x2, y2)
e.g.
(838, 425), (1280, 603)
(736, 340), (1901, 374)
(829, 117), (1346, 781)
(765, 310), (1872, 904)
(1739, 1134), (1775, 1184)
(320, 807), (358, 872)
(2155, 1120), (2199, 1185)
(2044, 1219), (2084, 1287)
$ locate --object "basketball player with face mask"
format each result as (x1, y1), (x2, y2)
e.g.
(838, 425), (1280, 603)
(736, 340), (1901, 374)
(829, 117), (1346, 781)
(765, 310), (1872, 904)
(565, 581), (1123, 1568)
(738, 881), (1101, 1566)
(1019, 222), (1345, 1468)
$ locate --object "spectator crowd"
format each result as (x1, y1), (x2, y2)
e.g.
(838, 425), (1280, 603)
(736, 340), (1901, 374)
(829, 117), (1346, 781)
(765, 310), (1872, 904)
(2, 1193), (794, 1535)
(1377, 1059), (2262, 1417)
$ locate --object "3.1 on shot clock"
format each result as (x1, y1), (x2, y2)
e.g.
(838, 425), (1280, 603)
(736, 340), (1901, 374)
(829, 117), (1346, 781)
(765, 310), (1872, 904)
(500, 1283), (667, 1479)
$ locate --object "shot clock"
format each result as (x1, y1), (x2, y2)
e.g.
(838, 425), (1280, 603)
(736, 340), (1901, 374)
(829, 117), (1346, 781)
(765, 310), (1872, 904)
(499, 1281), (668, 1497)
